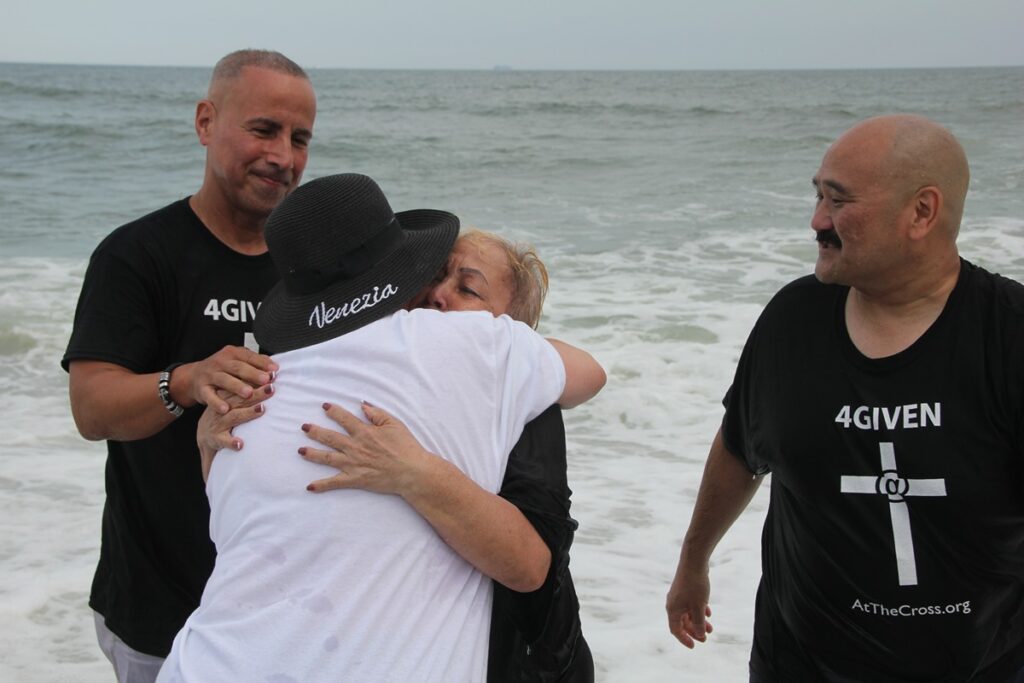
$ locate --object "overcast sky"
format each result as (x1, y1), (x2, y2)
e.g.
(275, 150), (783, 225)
(4, 0), (1022, 70)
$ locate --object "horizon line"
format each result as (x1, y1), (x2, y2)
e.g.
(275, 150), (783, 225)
(2, 59), (1022, 73)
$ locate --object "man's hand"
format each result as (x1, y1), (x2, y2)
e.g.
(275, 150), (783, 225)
(197, 384), (274, 482)
(299, 402), (433, 495)
(666, 564), (714, 648)
(68, 348), (276, 442)
(176, 346), (277, 414)
(665, 428), (761, 649)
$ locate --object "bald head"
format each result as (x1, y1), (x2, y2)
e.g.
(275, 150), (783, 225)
(208, 49), (309, 102)
(832, 114), (970, 237)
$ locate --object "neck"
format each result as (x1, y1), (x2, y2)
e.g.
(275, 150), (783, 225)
(845, 251), (961, 359)
(189, 189), (268, 256)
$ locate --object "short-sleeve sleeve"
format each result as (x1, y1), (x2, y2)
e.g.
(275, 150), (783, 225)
(491, 315), (566, 454)
(721, 318), (771, 476)
(61, 231), (163, 373)
(494, 406), (579, 640)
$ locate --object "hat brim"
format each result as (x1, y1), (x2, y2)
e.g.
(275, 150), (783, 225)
(254, 209), (459, 354)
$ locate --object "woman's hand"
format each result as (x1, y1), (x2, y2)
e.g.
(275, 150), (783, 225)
(299, 401), (552, 591)
(299, 402), (435, 494)
(197, 383), (274, 482)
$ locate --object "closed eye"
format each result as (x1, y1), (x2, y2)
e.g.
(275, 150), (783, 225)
(246, 117), (283, 139)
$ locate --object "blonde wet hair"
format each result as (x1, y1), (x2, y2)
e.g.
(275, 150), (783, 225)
(459, 229), (549, 329)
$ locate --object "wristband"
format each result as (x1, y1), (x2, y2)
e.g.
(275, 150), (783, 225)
(158, 362), (186, 418)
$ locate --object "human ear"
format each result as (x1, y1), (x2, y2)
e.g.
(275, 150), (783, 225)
(907, 186), (942, 240)
(195, 100), (215, 146)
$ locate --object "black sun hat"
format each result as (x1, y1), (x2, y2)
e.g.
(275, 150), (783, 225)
(254, 173), (459, 353)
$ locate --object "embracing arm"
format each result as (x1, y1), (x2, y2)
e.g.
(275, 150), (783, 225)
(301, 403), (551, 593)
(666, 427), (763, 648)
(68, 347), (277, 442)
(396, 448), (551, 592)
(547, 338), (606, 409)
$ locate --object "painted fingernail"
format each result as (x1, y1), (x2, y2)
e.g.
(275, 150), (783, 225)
(254, 404), (264, 414)
(322, 402), (331, 410)
(306, 484), (315, 492)
(301, 423), (311, 432)
(269, 371), (276, 382)
(264, 384), (274, 395)
(232, 439), (242, 451)
(298, 447), (307, 455)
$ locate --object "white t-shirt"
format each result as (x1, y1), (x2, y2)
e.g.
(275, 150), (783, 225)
(158, 309), (565, 683)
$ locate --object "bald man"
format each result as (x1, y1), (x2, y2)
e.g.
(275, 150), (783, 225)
(62, 50), (315, 682)
(666, 115), (1024, 681)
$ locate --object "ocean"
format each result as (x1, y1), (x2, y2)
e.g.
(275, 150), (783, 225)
(1, 63), (1022, 681)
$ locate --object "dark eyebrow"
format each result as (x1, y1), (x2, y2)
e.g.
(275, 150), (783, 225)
(812, 177), (851, 195)
(245, 117), (281, 130)
(245, 117), (313, 142)
(458, 267), (488, 284)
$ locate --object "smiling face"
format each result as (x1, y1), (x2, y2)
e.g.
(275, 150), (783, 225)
(810, 123), (913, 288)
(196, 66), (316, 221)
(408, 235), (515, 316)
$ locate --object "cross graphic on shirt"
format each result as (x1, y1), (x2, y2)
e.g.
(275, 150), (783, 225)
(840, 442), (947, 587)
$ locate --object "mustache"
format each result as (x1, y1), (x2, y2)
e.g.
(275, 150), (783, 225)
(816, 229), (842, 248)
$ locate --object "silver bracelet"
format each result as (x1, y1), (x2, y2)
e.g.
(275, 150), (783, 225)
(157, 363), (185, 418)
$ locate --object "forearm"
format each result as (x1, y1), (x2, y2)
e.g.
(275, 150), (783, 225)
(69, 346), (275, 442)
(666, 428), (762, 646)
(301, 402), (553, 591)
(547, 338), (606, 408)
(677, 428), (763, 573)
(401, 454), (552, 593)
(69, 361), (182, 441)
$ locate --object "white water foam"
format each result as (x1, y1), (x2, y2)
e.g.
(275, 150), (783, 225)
(1, 219), (1022, 681)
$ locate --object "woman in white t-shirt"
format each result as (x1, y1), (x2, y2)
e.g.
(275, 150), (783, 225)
(200, 228), (594, 595)
(186, 226), (603, 682)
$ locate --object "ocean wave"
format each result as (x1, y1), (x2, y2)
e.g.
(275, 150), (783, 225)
(0, 80), (80, 100)
(0, 326), (36, 356)
(685, 104), (739, 116)
(0, 120), (123, 141)
(0, 79), (192, 107)
(471, 101), (593, 117)
(469, 101), (735, 118)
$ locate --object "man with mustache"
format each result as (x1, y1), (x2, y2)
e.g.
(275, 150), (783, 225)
(62, 49), (316, 682)
(667, 115), (1024, 681)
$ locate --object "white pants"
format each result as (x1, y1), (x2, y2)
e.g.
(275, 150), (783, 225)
(94, 611), (166, 683)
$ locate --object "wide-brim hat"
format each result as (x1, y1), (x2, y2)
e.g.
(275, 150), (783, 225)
(255, 173), (459, 353)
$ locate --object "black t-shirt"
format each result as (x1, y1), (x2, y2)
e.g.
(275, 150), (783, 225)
(62, 199), (279, 656)
(723, 260), (1024, 682)
(489, 404), (590, 682)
